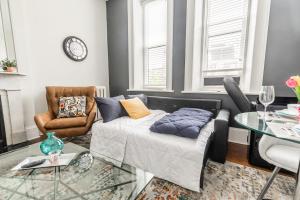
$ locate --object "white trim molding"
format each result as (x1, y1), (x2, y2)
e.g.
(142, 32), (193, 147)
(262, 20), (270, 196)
(184, 0), (271, 94)
(184, 0), (204, 91)
(128, 0), (134, 90)
(228, 127), (250, 145)
(25, 125), (40, 141)
(0, 89), (27, 145)
(244, 0), (272, 93)
(181, 90), (259, 95)
(128, 0), (174, 91)
(127, 88), (174, 93)
(166, 0), (174, 91)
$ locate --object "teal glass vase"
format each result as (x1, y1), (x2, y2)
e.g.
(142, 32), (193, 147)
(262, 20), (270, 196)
(40, 132), (64, 155)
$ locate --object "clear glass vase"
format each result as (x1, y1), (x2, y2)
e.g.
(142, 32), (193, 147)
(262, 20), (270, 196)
(40, 132), (64, 155)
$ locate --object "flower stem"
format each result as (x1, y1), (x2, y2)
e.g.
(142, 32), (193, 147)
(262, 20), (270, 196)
(295, 86), (300, 102)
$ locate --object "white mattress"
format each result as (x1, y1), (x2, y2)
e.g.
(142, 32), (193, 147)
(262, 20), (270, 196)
(90, 110), (214, 192)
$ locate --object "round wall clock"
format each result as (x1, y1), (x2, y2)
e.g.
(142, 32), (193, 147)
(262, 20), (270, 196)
(63, 36), (88, 61)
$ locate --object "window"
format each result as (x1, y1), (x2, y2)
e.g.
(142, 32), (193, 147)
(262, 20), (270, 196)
(143, 0), (167, 88)
(184, 0), (271, 93)
(201, 0), (249, 88)
(128, 0), (173, 91)
(144, 45), (167, 88)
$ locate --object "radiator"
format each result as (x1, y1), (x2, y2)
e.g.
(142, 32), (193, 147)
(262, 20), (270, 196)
(95, 86), (107, 120)
(96, 86), (107, 98)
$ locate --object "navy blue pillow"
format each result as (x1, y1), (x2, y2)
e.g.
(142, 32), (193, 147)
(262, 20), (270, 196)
(127, 94), (148, 106)
(95, 95), (125, 123)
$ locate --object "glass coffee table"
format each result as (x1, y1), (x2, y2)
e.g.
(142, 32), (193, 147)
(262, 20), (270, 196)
(0, 142), (153, 200)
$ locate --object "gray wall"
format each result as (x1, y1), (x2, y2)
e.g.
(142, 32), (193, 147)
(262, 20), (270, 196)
(106, 0), (300, 124)
(263, 0), (300, 97)
(107, 0), (129, 96)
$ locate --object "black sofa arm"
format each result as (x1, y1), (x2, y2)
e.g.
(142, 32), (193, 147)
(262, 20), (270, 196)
(209, 109), (230, 163)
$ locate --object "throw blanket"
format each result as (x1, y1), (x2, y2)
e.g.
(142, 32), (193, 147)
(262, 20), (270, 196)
(150, 108), (213, 139)
(90, 110), (168, 167)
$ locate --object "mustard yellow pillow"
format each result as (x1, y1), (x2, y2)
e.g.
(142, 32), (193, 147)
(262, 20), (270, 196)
(120, 97), (151, 119)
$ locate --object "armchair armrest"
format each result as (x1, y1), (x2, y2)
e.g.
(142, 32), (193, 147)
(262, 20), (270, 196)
(210, 109), (230, 163)
(86, 103), (97, 129)
(34, 111), (55, 134)
(86, 111), (96, 128)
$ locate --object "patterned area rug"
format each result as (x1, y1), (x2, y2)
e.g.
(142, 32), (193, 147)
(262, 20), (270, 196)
(136, 162), (295, 200)
(71, 134), (296, 200)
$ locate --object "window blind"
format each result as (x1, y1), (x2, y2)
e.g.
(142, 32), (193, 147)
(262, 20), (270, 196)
(143, 0), (167, 88)
(203, 0), (249, 83)
(144, 45), (167, 87)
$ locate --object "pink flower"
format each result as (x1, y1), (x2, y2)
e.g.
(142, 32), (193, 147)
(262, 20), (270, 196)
(286, 78), (298, 88)
(291, 75), (300, 86)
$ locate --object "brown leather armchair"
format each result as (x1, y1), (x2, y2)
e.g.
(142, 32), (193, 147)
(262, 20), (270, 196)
(34, 86), (97, 138)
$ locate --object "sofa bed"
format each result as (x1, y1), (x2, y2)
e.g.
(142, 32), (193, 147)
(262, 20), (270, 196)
(90, 96), (230, 192)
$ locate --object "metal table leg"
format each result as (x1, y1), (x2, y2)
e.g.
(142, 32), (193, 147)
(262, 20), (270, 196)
(257, 166), (281, 200)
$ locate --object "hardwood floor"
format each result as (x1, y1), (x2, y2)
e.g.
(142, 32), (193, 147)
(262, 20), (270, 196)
(226, 142), (275, 172)
(226, 142), (253, 167)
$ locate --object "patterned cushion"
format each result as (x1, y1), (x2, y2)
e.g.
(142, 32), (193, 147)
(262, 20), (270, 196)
(57, 96), (87, 118)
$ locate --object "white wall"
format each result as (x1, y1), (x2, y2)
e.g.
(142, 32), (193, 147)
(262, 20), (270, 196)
(7, 0), (109, 139)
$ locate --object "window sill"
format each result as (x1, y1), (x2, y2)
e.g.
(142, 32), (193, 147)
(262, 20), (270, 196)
(127, 89), (174, 93)
(181, 90), (259, 95)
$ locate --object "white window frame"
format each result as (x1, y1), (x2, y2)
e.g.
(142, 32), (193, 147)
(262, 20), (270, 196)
(128, 0), (174, 92)
(200, 0), (250, 91)
(183, 0), (271, 94)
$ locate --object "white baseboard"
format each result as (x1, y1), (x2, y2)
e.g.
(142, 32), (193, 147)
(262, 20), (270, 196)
(25, 125), (40, 140)
(228, 127), (250, 145)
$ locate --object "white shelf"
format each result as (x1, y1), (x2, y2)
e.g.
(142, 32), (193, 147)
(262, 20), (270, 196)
(0, 71), (27, 76)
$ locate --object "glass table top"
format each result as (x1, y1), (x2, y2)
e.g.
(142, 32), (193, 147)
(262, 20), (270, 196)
(0, 143), (153, 200)
(235, 112), (300, 144)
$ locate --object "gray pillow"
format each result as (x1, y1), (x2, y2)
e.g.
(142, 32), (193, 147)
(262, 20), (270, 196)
(127, 94), (148, 106)
(95, 95), (125, 123)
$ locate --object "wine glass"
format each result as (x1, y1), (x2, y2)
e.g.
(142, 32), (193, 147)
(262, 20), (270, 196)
(259, 86), (275, 121)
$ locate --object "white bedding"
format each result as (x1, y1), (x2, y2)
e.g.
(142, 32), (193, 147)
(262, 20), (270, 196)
(90, 110), (214, 192)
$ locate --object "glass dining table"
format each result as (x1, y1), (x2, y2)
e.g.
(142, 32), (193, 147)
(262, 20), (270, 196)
(235, 112), (300, 200)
